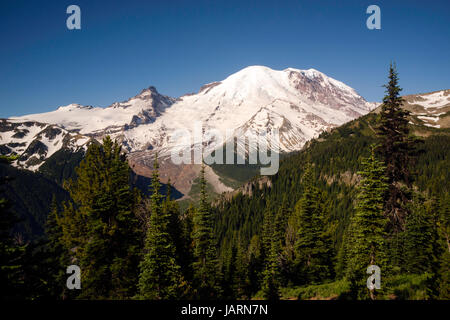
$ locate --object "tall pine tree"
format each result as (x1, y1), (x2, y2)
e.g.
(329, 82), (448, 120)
(0, 156), (25, 299)
(345, 146), (389, 299)
(192, 164), (220, 299)
(138, 154), (185, 299)
(261, 219), (282, 300)
(294, 163), (333, 284)
(376, 63), (419, 232)
(58, 136), (141, 299)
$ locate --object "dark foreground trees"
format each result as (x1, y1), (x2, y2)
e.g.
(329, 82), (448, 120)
(343, 146), (389, 299)
(57, 137), (141, 299)
(0, 156), (25, 299)
(192, 165), (221, 299)
(138, 155), (186, 299)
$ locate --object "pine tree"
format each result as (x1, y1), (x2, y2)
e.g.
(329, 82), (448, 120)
(260, 199), (283, 300)
(234, 237), (252, 299)
(0, 156), (25, 299)
(138, 154), (185, 299)
(261, 236), (281, 300)
(261, 200), (274, 261)
(42, 195), (69, 299)
(192, 164), (220, 299)
(345, 146), (389, 300)
(247, 235), (263, 296)
(294, 163), (334, 284)
(163, 179), (192, 283)
(58, 136), (141, 299)
(274, 198), (292, 286)
(404, 194), (440, 276)
(437, 196), (450, 299)
(376, 63), (419, 232)
(180, 203), (195, 286)
(219, 243), (237, 299)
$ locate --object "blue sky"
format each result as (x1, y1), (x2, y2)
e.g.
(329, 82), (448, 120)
(1, 0), (449, 117)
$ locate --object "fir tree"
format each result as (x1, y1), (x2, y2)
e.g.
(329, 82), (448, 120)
(376, 63), (420, 232)
(437, 196), (450, 299)
(234, 237), (252, 299)
(404, 194), (440, 276)
(261, 200), (274, 261)
(42, 195), (70, 299)
(163, 179), (192, 283)
(261, 204), (287, 300)
(345, 146), (389, 299)
(0, 156), (25, 299)
(219, 243), (237, 299)
(138, 154), (185, 299)
(58, 136), (141, 299)
(247, 235), (263, 296)
(294, 163), (334, 284)
(261, 236), (281, 300)
(192, 164), (220, 299)
(180, 203), (195, 286)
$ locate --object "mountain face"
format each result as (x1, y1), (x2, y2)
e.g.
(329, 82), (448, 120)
(0, 120), (90, 171)
(2, 66), (381, 192)
(121, 66), (376, 157)
(11, 86), (175, 135)
(402, 89), (450, 128)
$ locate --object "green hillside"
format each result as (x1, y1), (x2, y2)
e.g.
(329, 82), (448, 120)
(213, 110), (450, 299)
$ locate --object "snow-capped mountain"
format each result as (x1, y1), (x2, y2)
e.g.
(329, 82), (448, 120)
(3, 65), (377, 188)
(402, 89), (450, 129)
(11, 86), (175, 135)
(0, 120), (90, 171)
(119, 66), (376, 157)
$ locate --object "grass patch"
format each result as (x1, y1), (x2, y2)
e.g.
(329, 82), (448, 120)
(381, 273), (432, 300)
(289, 279), (351, 300)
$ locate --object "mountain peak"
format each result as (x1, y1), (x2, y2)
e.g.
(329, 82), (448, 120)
(57, 104), (93, 111)
(139, 86), (159, 95)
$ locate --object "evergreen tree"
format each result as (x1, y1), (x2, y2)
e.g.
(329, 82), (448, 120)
(345, 147), (389, 299)
(163, 179), (192, 283)
(336, 227), (350, 278)
(438, 196), (450, 299)
(404, 194), (440, 276)
(58, 136), (141, 299)
(234, 237), (252, 299)
(261, 235), (281, 300)
(247, 235), (263, 296)
(261, 200), (274, 261)
(294, 163), (334, 284)
(219, 243), (237, 299)
(40, 196), (71, 299)
(376, 63), (419, 231)
(180, 203), (195, 286)
(192, 164), (220, 299)
(138, 154), (185, 299)
(0, 156), (25, 299)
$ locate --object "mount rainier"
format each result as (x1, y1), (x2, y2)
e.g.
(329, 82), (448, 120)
(1, 65), (384, 194)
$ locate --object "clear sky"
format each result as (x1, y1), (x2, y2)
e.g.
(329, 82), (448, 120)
(1, 0), (449, 117)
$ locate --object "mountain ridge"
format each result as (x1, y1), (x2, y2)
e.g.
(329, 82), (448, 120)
(2, 66), (449, 195)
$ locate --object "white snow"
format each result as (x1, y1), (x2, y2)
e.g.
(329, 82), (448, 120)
(10, 89), (172, 135)
(120, 66), (375, 155)
(0, 122), (91, 171)
(6, 65), (378, 164)
(418, 115), (439, 122)
(408, 90), (450, 109)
